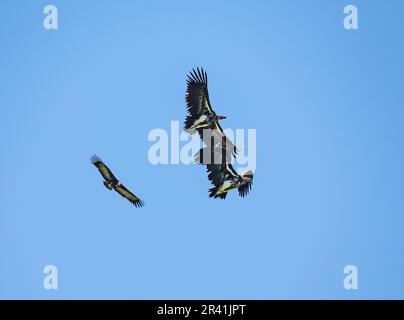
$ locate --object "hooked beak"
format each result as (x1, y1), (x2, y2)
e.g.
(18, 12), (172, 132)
(217, 115), (226, 120)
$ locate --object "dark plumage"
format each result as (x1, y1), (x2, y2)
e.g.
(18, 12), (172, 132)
(195, 147), (253, 199)
(90, 155), (144, 207)
(185, 67), (237, 157)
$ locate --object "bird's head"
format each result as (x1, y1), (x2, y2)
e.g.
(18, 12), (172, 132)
(241, 169), (253, 183)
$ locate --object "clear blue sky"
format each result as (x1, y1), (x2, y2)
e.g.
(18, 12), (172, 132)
(1, 0), (403, 299)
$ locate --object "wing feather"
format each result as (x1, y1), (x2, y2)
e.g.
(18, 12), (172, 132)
(197, 127), (237, 158)
(238, 178), (253, 197)
(90, 155), (117, 182)
(185, 68), (236, 156)
(185, 67), (214, 127)
(114, 184), (145, 207)
(199, 147), (239, 188)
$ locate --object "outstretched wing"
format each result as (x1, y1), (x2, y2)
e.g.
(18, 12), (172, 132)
(90, 155), (117, 182)
(114, 184), (145, 207)
(238, 169), (253, 197)
(196, 147), (253, 198)
(185, 67), (214, 129)
(196, 147), (239, 187)
(197, 127), (237, 158)
(198, 126), (237, 158)
(238, 178), (253, 197)
(185, 68), (236, 156)
(206, 162), (230, 186)
(206, 161), (239, 199)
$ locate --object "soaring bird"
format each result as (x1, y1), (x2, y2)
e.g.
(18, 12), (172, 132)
(195, 147), (253, 199)
(185, 67), (237, 157)
(90, 155), (145, 207)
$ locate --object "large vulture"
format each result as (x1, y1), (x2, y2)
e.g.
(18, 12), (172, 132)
(90, 155), (145, 207)
(184, 67), (237, 158)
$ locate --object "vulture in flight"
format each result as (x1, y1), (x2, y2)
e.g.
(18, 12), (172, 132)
(185, 67), (237, 158)
(195, 147), (254, 199)
(90, 155), (144, 207)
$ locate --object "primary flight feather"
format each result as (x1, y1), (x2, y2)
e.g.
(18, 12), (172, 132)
(185, 67), (237, 157)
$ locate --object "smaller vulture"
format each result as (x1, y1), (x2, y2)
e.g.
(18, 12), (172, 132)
(195, 147), (253, 199)
(90, 155), (144, 207)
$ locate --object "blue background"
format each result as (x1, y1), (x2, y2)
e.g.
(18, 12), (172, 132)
(0, 0), (403, 299)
